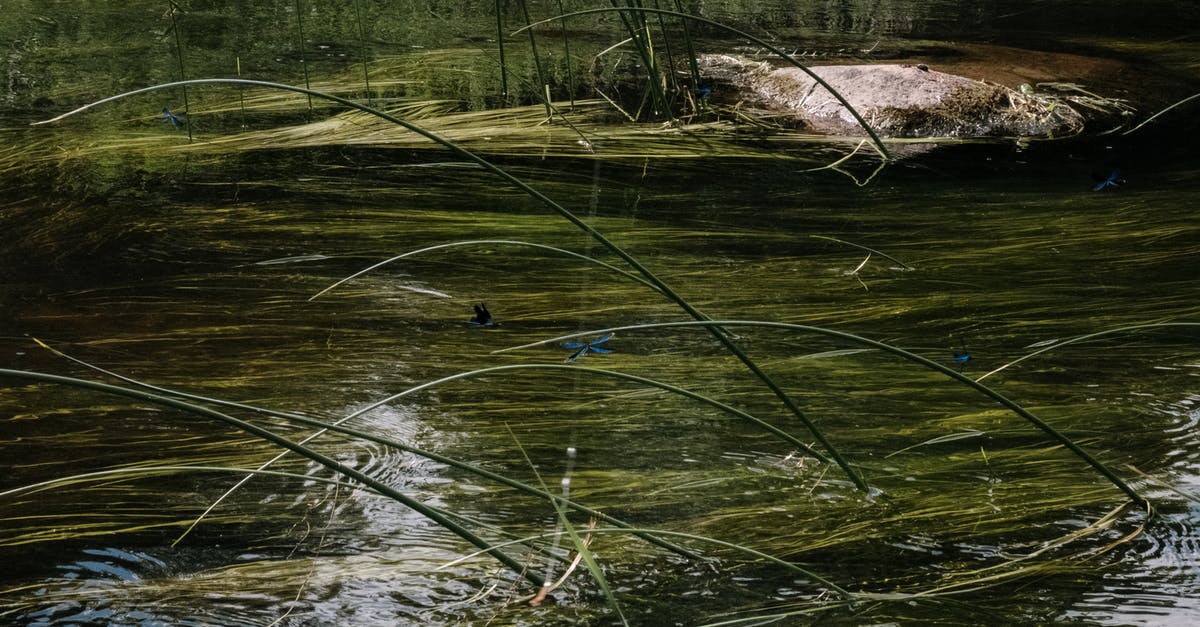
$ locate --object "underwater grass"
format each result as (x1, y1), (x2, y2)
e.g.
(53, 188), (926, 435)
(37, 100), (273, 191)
(10, 25), (1196, 621)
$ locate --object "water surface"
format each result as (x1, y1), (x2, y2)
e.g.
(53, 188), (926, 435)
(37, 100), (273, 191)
(2, 1), (1199, 624)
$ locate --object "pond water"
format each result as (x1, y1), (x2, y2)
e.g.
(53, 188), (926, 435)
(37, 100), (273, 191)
(2, 1), (1200, 625)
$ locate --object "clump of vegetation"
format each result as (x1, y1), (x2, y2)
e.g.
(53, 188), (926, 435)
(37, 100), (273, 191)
(2, 3), (1196, 624)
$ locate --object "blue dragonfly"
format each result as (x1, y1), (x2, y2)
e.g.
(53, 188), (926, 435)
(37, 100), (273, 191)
(467, 303), (497, 327)
(945, 340), (972, 372)
(563, 334), (614, 363)
(160, 108), (186, 128)
(1093, 168), (1123, 191)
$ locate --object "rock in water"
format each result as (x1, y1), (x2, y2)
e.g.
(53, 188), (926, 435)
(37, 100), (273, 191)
(698, 54), (1086, 139)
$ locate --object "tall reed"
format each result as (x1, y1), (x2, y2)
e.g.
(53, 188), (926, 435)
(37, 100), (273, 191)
(494, 0), (509, 106)
(293, 0), (314, 113)
(516, 0), (553, 117)
(27, 339), (706, 562)
(164, 1), (192, 142)
(352, 0), (374, 106)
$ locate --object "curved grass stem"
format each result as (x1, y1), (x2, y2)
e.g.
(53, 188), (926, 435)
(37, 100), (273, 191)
(337, 363), (831, 464)
(810, 235), (914, 270)
(309, 239), (663, 301)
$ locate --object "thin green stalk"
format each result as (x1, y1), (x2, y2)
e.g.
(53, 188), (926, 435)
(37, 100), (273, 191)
(516, 7), (892, 159)
(516, 0), (552, 117)
(336, 363), (831, 464)
(651, 0), (682, 112)
(609, 0), (671, 120)
(352, 0), (374, 106)
(493, 320), (1153, 509)
(165, 1), (192, 142)
(1, 465), (362, 499)
(309, 239), (664, 301)
(0, 368), (545, 588)
(494, 0), (509, 106)
(508, 426), (628, 625)
(1122, 92), (1200, 136)
(0, 462), (562, 564)
(810, 235), (914, 270)
(32, 78), (866, 492)
(672, 0), (702, 112)
(444, 526), (852, 599)
(555, 0), (575, 108)
(293, 0), (314, 113)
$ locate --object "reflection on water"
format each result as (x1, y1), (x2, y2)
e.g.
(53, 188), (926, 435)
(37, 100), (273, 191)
(3, 134), (1200, 623)
(2, 0), (1200, 624)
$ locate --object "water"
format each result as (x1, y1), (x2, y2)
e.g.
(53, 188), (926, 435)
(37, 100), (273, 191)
(3, 1), (1200, 624)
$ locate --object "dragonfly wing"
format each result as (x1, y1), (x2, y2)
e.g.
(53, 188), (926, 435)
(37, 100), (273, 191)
(588, 346), (614, 354)
(590, 333), (615, 346)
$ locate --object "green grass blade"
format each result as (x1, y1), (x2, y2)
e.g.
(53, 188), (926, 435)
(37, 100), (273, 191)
(0, 465), (362, 499)
(334, 363), (831, 464)
(1122, 91), (1200, 136)
(508, 425), (628, 624)
(309, 239), (663, 301)
(443, 526), (851, 599)
(810, 235), (914, 270)
(516, 0), (552, 118)
(494, 0), (509, 106)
